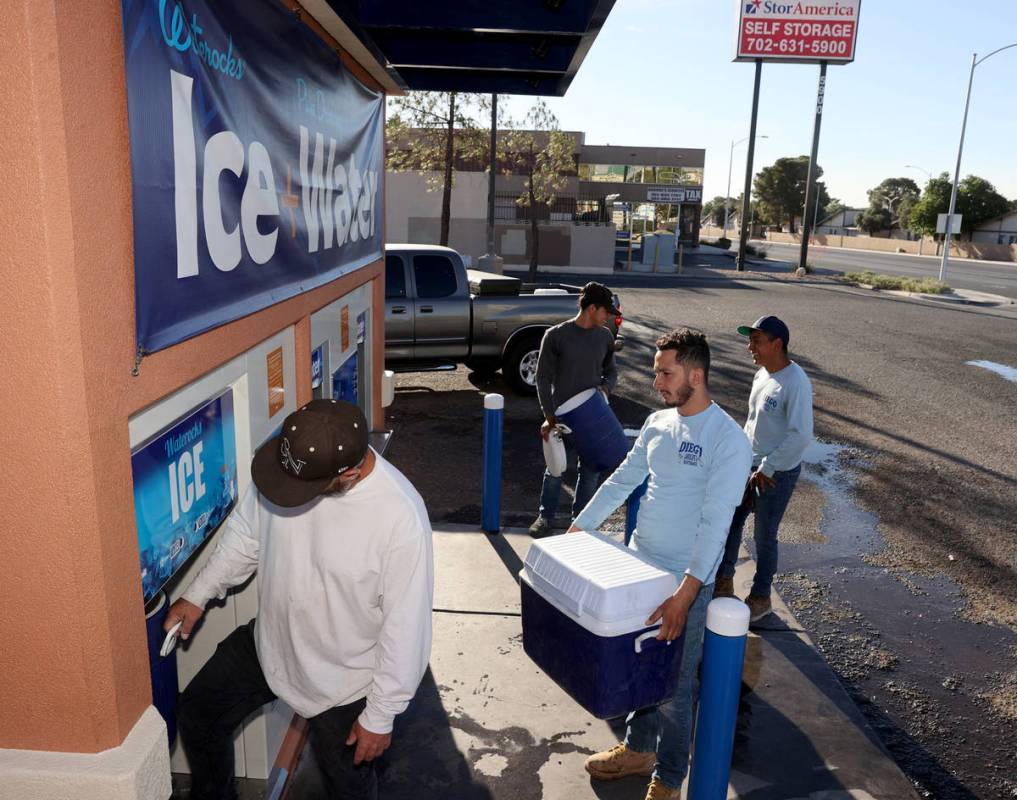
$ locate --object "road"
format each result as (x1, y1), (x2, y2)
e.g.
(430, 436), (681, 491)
(757, 240), (1017, 299)
(386, 275), (1017, 799)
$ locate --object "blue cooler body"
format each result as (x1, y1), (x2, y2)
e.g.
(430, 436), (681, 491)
(520, 532), (684, 719)
(555, 389), (630, 473)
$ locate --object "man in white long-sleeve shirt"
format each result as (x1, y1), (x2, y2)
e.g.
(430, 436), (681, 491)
(165, 399), (433, 800)
(570, 328), (752, 800)
(715, 315), (813, 623)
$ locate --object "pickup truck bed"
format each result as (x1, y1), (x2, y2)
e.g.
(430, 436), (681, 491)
(384, 244), (623, 394)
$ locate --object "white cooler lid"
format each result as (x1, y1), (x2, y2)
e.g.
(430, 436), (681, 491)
(521, 531), (679, 637)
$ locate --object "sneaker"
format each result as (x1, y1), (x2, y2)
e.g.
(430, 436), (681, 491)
(528, 516), (553, 538)
(644, 778), (682, 800)
(713, 576), (735, 598)
(584, 743), (656, 781)
(745, 594), (772, 622)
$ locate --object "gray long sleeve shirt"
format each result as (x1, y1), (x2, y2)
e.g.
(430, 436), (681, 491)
(535, 320), (618, 417)
(744, 361), (814, 475)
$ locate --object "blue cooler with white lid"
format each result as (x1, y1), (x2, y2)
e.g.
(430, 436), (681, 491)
(520, 531), (685, 719)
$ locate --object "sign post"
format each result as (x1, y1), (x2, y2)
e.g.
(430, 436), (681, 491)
(732, 0), (861, 272)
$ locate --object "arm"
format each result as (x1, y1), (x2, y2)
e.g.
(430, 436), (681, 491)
(600, 329), (618, 393)
(177, 483), (261, 616)
(535, 329), (557, 424)
(571, 418), (651, 531)
(758, 374), (813, 476)
(357, 516), (434, 741)
(685, 430), (753, 583)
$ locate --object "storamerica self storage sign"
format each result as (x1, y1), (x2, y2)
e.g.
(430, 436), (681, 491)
(734, 0), (861, 64)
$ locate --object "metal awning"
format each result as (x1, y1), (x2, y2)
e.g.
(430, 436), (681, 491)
(300, 0), (616, 96)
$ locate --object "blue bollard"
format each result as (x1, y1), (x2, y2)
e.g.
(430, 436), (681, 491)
(481, 393), (504, 533)
(688, 598), (751, 800)
(624, 477), (649, 546)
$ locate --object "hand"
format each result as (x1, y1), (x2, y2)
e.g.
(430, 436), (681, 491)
(540, 418), (556, 442)
(566, 523), (582, 534)
(164, 598), (204, 641)
(345, 720), (392, 765)
(646, 595), (691, 642)
(749, 470), (776, 494)
(598, 386), (609, 399)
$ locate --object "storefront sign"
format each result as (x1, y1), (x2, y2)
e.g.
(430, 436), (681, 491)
(734, 0), (861, 64)
(266, 347), (285, 417)
(120, 0), (385, 353)
(310, 344), (324, 390)
(132, 390), (238, 602)
(647, 188), (685, 203)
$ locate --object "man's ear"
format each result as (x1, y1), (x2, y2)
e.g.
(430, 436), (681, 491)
(689, 366), (705, 388)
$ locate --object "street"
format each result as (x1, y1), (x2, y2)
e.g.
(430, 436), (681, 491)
(756, 240), (1017, 299)
(385, 272), (1017, 799)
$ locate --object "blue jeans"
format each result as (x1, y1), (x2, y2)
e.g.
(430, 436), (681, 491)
(718, 464), (801, 598)
(537, 457), (602, 523)
(624, 584), (712, 790)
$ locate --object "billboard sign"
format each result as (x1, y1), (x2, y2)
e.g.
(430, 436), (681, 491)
(647, 188), (685, 203)
(119, 0), (385, 353)
(132, 390), (238, 603)
(734, 0), (861, 64)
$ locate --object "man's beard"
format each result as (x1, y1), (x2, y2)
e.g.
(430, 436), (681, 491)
(664, 384), (694, 408)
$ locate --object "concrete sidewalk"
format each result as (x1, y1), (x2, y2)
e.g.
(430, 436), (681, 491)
(287, 526), (919, 799)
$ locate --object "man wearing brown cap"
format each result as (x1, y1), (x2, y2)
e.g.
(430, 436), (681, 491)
(164, 399), (433, 800)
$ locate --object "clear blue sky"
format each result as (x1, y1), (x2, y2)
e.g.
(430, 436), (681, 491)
(498, 0), (1017, 208)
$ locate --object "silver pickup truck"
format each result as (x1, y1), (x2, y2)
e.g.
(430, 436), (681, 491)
(385, 244), (623, 394)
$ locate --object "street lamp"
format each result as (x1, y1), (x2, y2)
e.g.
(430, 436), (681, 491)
(904, 164), (933, 182)
(940, 43), (1017, 282)
(723, 135), (768, 240)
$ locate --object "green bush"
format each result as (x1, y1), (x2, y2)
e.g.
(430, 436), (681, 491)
(714, 237), (732, 250)
(844, 271), (951, 294)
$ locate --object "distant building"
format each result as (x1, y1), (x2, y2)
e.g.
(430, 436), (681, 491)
(386, 129), (705, 271)
(815, 208), (863, 237)
(971, 211), (1017, 245)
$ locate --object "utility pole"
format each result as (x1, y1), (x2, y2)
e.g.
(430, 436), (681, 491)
(477, 93), (504, 274)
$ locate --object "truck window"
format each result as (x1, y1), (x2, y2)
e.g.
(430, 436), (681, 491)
(385, 255), (407, 299)
(413, 255), (459, 299)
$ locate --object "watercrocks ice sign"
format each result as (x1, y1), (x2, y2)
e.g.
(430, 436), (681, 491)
(734, 0), (861, 64)
(120, 0), (384, 352)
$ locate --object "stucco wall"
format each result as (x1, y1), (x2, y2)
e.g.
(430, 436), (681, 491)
(570, 225), (617, 269)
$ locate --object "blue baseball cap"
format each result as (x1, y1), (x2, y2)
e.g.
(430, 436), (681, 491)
(737, 316), (789, 347)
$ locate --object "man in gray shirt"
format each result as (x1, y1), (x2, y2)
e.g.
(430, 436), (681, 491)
(715, 315), (813, 622)
(529, 282), (619, 538)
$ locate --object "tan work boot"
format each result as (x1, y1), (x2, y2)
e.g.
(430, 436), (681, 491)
(584, 743), (656, 780)
(644, 777), (682, 799)
(713, 576), (735, 598)
(745, 593), (773, 622)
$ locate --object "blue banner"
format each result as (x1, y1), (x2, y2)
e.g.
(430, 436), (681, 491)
(132, 391), (238, 602)
(120, 0), (385, 352)
(332, 353), (359, 406)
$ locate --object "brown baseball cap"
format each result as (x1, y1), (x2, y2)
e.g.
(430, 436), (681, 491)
(251, 399), (369, 508)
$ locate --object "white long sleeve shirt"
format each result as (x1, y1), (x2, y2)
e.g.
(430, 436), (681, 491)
(183, 450), (433, 734)
(744, 362), (813, 476)
(573, 403), (752, 584)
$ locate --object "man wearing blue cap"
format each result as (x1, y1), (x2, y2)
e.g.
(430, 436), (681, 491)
(714, 316), (813, 622)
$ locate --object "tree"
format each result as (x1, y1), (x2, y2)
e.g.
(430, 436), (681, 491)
(908, 173), (952, 237)
(861, 177), (920, 234)
(955, 176), (1010, 232)
(753, 156), (830, 233)
(702, 196), (734, 228)
(908, 173), (1009, 237)
(386, 92), (487, 246)
(500, 101), (575, 282)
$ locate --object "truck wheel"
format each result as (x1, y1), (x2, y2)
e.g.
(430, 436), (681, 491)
(504, 336), (542, 395)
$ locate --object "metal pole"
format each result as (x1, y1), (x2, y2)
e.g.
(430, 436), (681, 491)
(722, 140), (735, 240)
(798, 61), (827, 272)
(487, 93), (497, 256)
(481, 393), (504, 533)
(941, 53), (976, 283)
(736, 60), (763, 272)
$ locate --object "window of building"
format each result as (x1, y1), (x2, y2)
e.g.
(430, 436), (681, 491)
(385, 255), (406, 299)
(579, 164), (626, 183)
(413, 255), (459, 299)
